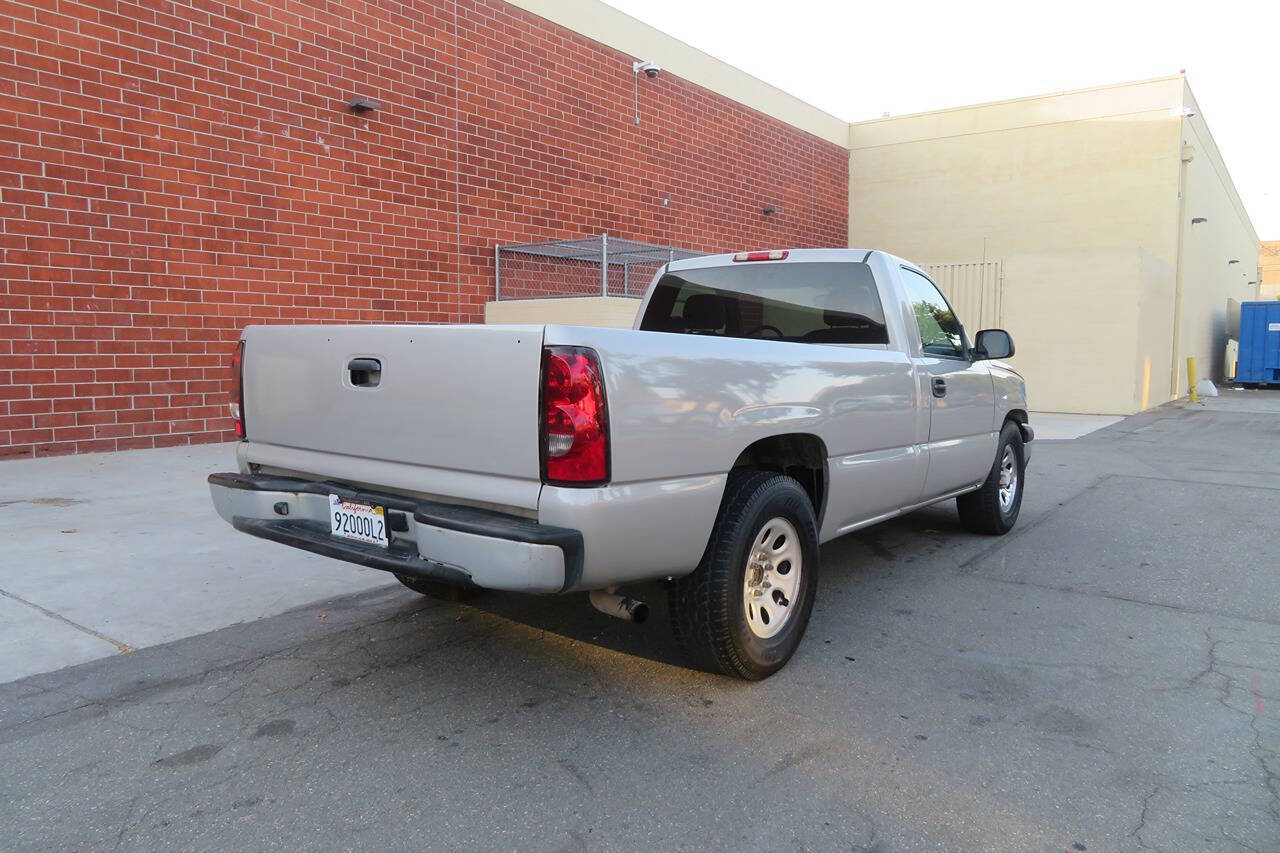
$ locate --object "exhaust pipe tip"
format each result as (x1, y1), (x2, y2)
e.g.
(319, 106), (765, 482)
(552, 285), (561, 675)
(628, 600), (650, 624)
(589, 590), (648, 624)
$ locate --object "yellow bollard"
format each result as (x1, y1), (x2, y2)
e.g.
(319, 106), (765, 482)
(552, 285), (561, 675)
(1187, 356), (1198, 404)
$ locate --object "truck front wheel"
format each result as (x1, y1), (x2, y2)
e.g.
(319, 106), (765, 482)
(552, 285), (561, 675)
(956, 420), (1025, 535)
(668, 471), (820, 680)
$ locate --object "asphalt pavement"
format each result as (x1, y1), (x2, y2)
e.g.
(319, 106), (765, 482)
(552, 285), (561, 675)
(1, 393), (1277, 851)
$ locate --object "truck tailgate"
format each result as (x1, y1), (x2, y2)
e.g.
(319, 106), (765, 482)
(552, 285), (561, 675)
(239, 324), (545, 511)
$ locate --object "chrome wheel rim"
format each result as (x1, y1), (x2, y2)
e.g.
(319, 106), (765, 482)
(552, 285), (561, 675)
(998, 446), (1018, 512)
(743, 517), (802, 639)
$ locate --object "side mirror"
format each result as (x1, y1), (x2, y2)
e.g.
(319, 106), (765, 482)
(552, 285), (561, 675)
(974, 329), (1014, 360)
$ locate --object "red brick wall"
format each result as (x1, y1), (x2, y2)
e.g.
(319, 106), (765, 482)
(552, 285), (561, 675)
(0, 0), (849, 458)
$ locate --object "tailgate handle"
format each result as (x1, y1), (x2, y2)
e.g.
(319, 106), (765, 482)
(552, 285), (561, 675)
(347, 358), (382, 388)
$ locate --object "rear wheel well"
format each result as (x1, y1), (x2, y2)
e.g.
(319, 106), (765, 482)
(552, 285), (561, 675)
(728, 434), (827, 525)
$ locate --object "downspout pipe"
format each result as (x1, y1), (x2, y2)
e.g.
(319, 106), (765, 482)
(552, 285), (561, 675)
(1170, 138), (1194, 398)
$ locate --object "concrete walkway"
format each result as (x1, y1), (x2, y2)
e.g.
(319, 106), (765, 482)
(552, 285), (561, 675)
(1026, 411), (1123, 440)
(0, 443), (391, 683)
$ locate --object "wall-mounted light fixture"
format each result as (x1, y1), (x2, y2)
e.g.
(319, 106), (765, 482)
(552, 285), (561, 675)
(1191, 217), (1207, 225)
(631, 59), (661, 125)
(763, 204), (779, 216)
(633, 60), (661, 78)
(347, 97), (380, 114)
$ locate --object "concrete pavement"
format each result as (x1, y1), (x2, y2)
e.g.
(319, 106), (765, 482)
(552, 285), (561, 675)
(1025, 411), (1123, 440)
(0, 443), (391, 682)
(1, 392), (1278, 850)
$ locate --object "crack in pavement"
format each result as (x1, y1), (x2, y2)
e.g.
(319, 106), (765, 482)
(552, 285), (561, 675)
(1199, 629), (1280, 823)
(1130, 784), (1160, 851)
(959, 575), (1280, 628)
(0, 587), (134, 654)
(1154, 627), (1280, 836)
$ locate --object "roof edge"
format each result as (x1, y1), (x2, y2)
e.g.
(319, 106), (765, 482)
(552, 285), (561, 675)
(1181, 79), (1260, 247)
(848, 74), (1186, 128)
(503, 0), (849, 147)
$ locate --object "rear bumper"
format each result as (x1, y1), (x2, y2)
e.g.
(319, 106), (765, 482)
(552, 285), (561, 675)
(208, 473), (582, 593)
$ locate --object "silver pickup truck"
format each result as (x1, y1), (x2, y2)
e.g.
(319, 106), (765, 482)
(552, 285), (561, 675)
(209, 248), (1031, 679)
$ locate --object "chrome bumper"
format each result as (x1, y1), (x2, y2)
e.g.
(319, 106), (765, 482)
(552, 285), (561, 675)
(208, 473), (581, 593)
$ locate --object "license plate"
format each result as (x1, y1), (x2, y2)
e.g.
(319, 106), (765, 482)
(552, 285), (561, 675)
(329, 495), (388, 548)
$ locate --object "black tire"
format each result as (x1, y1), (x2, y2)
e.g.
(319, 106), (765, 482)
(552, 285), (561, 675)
(394, 574), (473, 602)
(956, 420), (1025, 535)
(668, 471), (820, 681)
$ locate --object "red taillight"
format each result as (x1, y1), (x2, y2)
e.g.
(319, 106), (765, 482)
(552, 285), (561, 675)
(230, 340), (246, 439)
(732, 250), (789, 262)
(541, 346), (608, 485)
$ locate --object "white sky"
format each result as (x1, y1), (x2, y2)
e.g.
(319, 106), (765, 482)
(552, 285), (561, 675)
(601, 0), (1280, 239)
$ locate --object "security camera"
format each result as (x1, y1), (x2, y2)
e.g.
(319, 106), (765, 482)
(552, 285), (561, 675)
(633, 60), (661, 79)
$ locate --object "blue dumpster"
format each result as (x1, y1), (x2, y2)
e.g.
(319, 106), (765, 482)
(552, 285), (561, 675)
(1236, 301), (1280, 386)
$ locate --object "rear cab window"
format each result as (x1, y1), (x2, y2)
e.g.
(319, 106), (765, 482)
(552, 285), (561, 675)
(639, 261), (890, 346)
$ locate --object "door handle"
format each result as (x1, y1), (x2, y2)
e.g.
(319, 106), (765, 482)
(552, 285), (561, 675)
(347, 358), (382, 388)
(932, 377), (947, 398)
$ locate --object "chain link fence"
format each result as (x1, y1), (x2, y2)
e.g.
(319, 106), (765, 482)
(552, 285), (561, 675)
(494, 235), (706, 300)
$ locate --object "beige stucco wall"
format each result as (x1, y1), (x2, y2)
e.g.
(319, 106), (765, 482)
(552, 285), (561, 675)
(847, 79), (1186, 413)
(1000, 250), (1171, 415)
(848, 76), (1258, 411)
(485, 296), (639, 328)
(1260, 241), (1280, 300)
(1134, 251), (1178, 410)
(848, 77), (1185, 267)
(1174, 83), (1262, 385)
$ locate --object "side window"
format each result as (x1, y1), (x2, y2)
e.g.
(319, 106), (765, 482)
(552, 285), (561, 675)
(901, 268), (965, 359)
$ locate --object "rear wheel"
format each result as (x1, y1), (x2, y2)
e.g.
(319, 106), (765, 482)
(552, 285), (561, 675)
(668, 471), (820, 680)
(956, 420), (1025, 535)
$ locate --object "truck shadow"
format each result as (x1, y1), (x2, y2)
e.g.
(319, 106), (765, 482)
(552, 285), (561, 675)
(446, 502), (968, 676)
(451, 580), (691, 671)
